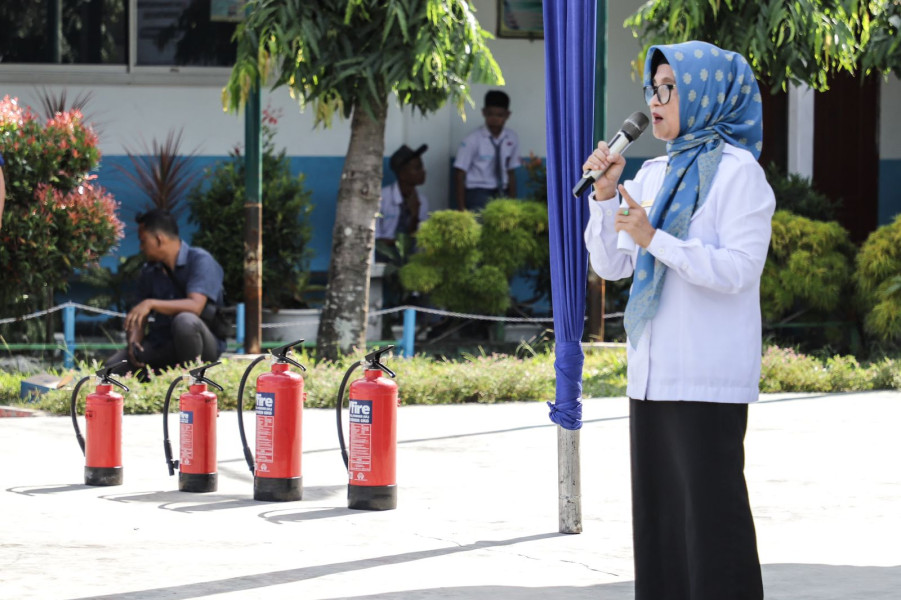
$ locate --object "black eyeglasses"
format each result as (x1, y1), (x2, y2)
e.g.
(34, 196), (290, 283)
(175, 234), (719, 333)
(644, 83), (676, 105)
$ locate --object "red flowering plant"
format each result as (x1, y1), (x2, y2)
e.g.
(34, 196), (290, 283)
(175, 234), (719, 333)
(0, 95), (123, 323)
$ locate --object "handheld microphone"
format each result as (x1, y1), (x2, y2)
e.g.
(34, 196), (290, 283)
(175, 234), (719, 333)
(572, 111), (650, 198)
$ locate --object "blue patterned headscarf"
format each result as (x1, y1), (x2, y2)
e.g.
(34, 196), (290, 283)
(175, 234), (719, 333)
(623, 41), (763, 347)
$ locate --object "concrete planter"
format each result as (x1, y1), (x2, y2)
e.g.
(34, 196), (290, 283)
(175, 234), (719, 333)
(260, 264), (387, 344)
(261, 308), (321, 344)
(502, 323), (545, 343)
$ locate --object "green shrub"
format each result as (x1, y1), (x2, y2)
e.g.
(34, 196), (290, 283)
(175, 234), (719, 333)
(187, 109), (314, 309)
(765, 163), (839, 221)
(6, 344), (895, 414)
(400, 210), (510, 315)
(855, 215), (901, 343)
(9, 347), (630, 413)
(0, 96), (123, 326)
(761, 210), (858, 352)
(399, 199), (550, 316)
(759, 345), (897, 393)
(762, 210), (856, 321)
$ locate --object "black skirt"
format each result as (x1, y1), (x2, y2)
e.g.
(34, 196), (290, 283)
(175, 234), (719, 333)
(630, 399), (763, 600)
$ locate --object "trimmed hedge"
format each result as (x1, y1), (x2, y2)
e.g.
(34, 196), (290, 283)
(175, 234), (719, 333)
(3, 345), (898, 416)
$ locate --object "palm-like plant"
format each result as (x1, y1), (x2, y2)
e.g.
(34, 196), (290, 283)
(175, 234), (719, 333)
(34, 87), (94, 121)
(118, 128), (198, 217)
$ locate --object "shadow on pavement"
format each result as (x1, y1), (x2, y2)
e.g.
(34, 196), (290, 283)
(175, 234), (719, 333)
(65, 562), (901, 600)
(66, 532), (563, 600)
(317, 563), (901, 600)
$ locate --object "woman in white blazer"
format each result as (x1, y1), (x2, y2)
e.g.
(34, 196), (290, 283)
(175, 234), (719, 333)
(583, 41), (775, 600)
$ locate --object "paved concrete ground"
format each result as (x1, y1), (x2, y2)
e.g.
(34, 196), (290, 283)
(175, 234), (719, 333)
(1, 391), (900, 599)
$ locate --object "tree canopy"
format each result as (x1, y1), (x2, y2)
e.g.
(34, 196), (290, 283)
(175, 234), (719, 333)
(625, 0), (901, 91)
(224, 0), (503, 123)
(223, 0), (504, 358)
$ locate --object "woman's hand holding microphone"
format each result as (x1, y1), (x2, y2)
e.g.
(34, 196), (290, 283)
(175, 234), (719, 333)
(583, 141), (656, 250)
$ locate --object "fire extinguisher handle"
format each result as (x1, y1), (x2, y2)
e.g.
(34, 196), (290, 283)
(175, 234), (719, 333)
(198, 377), (224, 392)
(189, 361), (224, 390)
(365, 345), (396, 378)
(281, 356), (306, 371)
(271, 340), (307, 371)
(95, 362), (130, 393)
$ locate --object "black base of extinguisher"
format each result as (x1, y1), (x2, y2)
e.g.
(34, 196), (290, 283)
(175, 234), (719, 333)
(84, 466), (123, 486)
(179, 472), (217, 493)
(348, 484), (397, 511)
(254, 476), (302, 501)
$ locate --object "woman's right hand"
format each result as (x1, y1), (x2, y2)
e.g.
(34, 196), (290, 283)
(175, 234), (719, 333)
(582, 141), (626, 201)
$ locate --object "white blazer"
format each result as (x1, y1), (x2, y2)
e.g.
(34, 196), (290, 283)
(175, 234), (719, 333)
(584, 144), (776, 403)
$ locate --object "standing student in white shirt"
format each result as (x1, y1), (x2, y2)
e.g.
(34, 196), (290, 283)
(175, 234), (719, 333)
(583, 41), (774, 600)
(453, 90), (521, 211)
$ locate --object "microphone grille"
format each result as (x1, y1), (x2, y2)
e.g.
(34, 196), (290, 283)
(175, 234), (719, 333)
(622, 111), (650, 140)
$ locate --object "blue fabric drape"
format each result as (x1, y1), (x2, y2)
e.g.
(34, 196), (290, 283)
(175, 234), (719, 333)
(544, 1), (596, 430)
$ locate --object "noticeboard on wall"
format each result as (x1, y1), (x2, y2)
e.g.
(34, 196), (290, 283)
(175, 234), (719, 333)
(497, 0), (544, 39)
(210, 0), (245, 22)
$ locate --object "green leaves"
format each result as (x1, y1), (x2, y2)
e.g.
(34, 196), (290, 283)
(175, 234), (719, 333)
(187, 116), (315, 309)
(762, 210), (855, 321)
(0, 97), (122, 319)
(855, 215), (901, 340)
(398, 198), (549, 317)
(223, 0), (503, 124)
(625, 0), (901, 91)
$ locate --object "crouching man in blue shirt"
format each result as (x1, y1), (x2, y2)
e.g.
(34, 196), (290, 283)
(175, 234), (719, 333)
(107, 209), (226, 376)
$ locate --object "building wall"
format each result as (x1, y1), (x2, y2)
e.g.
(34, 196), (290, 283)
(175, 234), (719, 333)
(2, 0), (900, 275)
(879, 75), (901, 224)
(0, 0), (551, 272)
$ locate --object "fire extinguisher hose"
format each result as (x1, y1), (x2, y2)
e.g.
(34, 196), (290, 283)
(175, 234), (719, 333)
(236, 355), (269, 474)
(335, 360), (364, 468)
(162, 376), (184, 476)
(69, 375), (94, 455)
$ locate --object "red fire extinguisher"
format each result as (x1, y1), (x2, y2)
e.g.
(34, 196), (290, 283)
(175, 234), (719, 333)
(336, 345), (398, 510)
(162, 361), (223, 493)
(237, 340), (306, 501)
(70, 363), (130, 486)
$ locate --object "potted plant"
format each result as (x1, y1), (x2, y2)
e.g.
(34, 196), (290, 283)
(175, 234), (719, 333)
(186, 108), (316, 342)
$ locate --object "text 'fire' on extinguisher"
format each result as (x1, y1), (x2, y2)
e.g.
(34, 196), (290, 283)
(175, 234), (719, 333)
(70, 362), (130, 486)
(163, 361), (223, 493)
(237, 340), (306, 502)
(336, 345), (399, 511)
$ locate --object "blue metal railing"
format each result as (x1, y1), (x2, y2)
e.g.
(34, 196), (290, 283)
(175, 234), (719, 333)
(4, 302), (559, 367)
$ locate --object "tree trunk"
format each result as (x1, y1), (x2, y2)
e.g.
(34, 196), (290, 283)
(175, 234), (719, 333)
(316, 99), (388, 360)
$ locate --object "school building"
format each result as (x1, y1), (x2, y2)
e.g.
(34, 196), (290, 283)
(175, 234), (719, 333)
(1, 0), (899, 270)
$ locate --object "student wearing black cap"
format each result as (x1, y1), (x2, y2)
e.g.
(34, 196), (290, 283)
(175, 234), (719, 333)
(453, 90), (521, 211)
(376, 144), (430, 246)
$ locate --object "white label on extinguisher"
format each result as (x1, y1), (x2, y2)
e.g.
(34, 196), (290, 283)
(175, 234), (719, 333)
(349, 399), (372, 474)
(256, 392), (276, 470)
(180, 411), (194, 466)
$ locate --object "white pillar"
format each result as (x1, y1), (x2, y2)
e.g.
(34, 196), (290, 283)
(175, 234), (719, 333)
(787, 83), (815, 179)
